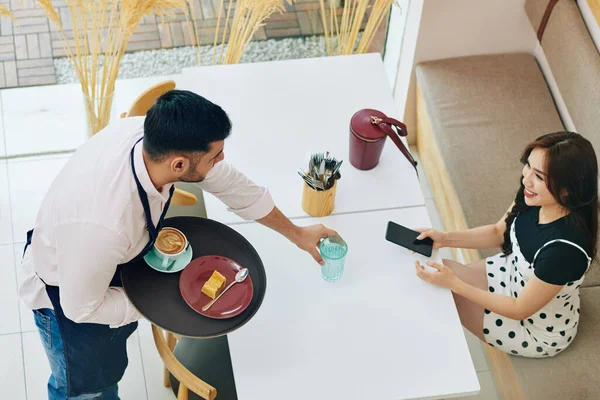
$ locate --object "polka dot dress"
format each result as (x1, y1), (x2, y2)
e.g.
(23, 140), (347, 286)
(483, 217), (591, 358)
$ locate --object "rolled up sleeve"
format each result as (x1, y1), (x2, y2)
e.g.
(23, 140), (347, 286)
(197, 161), (275, 220)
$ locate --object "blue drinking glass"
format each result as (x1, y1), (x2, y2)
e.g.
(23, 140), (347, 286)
(319, 236), (348, 282)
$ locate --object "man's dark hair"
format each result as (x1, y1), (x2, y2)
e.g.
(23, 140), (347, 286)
(143, 90), (231, 161)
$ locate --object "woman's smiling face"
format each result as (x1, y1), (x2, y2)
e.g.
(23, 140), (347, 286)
(521, 147), (557, 208)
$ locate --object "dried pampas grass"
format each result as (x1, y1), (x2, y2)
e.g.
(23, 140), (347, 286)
(212, 0), (290, 64)
(35, 0), (193, 135)
(0, 5), (14, 21)
(319, 0), (397, 55)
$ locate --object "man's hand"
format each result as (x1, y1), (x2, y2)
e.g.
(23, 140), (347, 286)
(291, 224), (341, 266)
(256, 206), (341, 265)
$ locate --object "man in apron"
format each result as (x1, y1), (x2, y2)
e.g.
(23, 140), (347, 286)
(18, 90), (339, 400)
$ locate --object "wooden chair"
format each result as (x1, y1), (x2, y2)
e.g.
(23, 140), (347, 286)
(153, 326), (217, 400)
(123, 81), (213, 398)
(120, 80), (175, 118)
(121, 80), (198, 207)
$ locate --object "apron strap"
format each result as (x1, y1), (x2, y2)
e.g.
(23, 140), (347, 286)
(23, 229), (34, 257)
(29, 138), (174, 396)
(25, 138), (175, 265)
(130, 137), (174, 242)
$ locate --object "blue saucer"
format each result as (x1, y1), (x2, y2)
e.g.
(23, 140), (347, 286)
(143, 245), (193, 273)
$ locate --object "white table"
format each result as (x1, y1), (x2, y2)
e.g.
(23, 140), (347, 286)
(228, 207), (480, 400)
(0, 74), (181, 158)
(181, 54), (425, 224)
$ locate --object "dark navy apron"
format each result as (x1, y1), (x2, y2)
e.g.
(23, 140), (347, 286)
(24, 138), (174, 397)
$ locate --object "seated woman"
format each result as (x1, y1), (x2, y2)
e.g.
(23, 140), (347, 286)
(415, 132), (598, 358)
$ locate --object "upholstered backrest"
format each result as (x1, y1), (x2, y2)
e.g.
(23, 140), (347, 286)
(526, 0), (600, 287)
(525, 0), (600, 144)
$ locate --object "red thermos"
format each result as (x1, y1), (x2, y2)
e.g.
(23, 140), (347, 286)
(349, 109), (417, 171)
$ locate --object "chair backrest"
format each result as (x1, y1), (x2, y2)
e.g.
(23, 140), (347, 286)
(124, 80), (176, 118)
(525, 0), (600, 287)
(525, 0), (600, 142)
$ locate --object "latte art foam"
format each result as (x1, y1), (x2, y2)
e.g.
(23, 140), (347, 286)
(156, 228), (186, 254)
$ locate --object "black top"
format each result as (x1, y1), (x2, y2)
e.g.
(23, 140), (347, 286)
(515, 206), (590, 285)
(121, 216), (267, 338)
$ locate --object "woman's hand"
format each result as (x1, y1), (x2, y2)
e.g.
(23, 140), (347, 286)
(415, 259), (459, 291)
(414, 227), (447, 249)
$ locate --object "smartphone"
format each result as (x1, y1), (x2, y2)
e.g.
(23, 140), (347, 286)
(385, 221), (434, 257)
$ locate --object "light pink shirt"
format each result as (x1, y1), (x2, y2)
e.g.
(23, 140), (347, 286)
(18, 117), (274, 328)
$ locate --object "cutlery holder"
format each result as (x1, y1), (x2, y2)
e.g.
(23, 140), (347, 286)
(301, 179), (337, 217)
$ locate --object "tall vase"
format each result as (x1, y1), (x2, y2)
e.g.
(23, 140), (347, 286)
(83, 84), (116, 137)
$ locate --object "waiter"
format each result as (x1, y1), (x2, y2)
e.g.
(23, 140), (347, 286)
(18, 90), (339, 400)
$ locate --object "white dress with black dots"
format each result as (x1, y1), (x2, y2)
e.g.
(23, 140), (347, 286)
(483, 216), (591, 358)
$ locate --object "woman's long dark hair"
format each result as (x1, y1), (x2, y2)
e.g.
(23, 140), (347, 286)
(502, 132), (599, 260)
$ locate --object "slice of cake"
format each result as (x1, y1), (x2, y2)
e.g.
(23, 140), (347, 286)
(201, 271), (227, 299)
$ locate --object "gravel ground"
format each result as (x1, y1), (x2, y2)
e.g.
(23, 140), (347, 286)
(54, 35), (329, 84)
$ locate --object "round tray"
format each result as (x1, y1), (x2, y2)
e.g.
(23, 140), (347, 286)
(121, 216), (267, 338)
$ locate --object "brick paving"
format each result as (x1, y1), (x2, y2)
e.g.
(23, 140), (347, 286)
(0, 0), (387, 88)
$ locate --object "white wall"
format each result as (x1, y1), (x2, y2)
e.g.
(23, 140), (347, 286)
(386, 0), (539, 142)
(386, 0), (424, 128)
(413, 0), (537, 62)
(383, 0), (411, 89)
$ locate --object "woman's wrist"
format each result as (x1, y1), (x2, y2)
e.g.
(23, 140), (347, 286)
(451, 276), (467, 294)
(440, 231), (451, 248)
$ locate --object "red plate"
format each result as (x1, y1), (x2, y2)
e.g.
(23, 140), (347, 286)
(179, 256), (253, 319)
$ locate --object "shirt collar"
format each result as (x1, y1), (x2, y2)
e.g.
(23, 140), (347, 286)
(133, 140), (172, 203)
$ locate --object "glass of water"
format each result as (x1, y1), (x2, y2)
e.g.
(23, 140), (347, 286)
(319, 236), (348, 282)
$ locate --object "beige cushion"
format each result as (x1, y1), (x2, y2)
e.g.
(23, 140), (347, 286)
(512, 286), (600, 399)
(416, 54), (564, 259)
(525, 0), (549, 33)
(540, 0), (600, 287)
(541, 0), (600, 144)
(584, 258), (600, 288)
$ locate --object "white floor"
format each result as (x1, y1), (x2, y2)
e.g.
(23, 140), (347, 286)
(0, 79), (498, 399)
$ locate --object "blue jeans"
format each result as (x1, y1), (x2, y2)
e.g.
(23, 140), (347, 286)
(33, 308), (120, 400)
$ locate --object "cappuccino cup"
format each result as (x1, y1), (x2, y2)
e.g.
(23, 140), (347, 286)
(153, 227), (188, 269)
